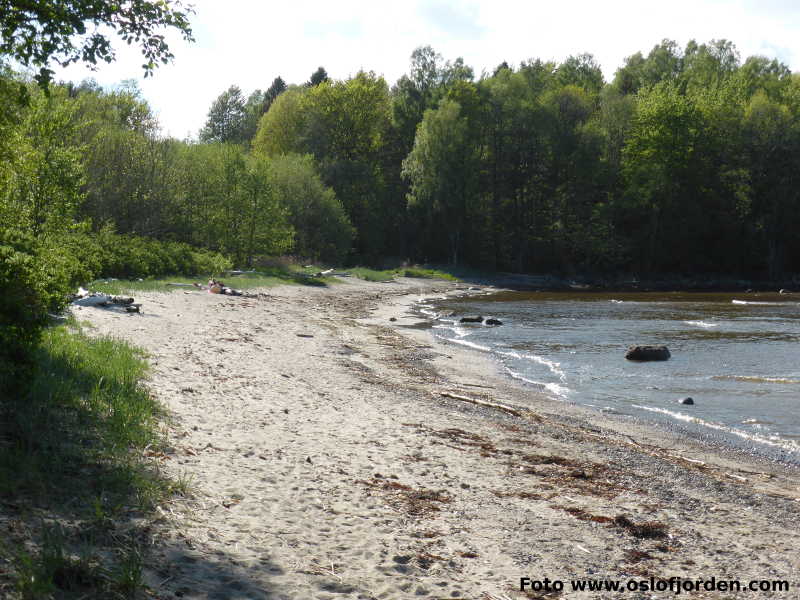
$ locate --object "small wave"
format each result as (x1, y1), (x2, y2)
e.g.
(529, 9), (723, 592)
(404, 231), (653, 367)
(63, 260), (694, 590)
(496, 349), (567, 381)
(448, 338), (493, 353)
(684, 320), (718, 328)
(610, 299), (624, 304)
(711, 375), (800, 384)
(631, 404), (800, 453)
(732, 299), (798, 306)
(505, 368), (571, 398)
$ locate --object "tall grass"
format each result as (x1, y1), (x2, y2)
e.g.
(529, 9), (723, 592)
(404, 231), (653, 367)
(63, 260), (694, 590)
(0, 321), (177, 598)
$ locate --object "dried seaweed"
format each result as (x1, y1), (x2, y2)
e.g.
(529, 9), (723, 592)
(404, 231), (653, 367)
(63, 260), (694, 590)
(358, 477), (452, 516)
(551, 506), (669, 539)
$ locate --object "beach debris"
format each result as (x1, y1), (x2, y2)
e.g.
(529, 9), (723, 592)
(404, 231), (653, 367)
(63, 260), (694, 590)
(71, 288), (141, 312)
(678, 397), (694, 405)
(438, 390), (523, 417)
(459, 315), (483, 323)
(625, 345), (671, 361)
(485, 318), (503, 326)
(358, 477), (451, 516)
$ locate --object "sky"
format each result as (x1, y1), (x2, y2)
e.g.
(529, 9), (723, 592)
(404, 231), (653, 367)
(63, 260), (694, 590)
(51, 0), (800, 139)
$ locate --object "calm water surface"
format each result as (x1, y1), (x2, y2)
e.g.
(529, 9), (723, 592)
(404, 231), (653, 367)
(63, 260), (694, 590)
(418, 291), (800, 458)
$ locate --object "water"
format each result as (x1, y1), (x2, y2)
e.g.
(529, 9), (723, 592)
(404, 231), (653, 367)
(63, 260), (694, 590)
(417, 291), (800, 458)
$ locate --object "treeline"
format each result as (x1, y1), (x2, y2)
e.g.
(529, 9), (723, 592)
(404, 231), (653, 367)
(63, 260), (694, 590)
(202, 41), (800, 279)
(3, 39), (800, 390)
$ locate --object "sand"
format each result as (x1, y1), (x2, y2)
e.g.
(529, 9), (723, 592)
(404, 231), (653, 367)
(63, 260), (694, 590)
(75, 277), (800, 599)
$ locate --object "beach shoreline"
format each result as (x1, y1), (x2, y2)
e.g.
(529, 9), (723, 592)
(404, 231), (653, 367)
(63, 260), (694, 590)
(75, 277), (800, 599)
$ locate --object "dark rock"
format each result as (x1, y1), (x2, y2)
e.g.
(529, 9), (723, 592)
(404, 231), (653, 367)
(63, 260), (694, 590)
(625, 345), (671, 361)
(678, 397), (694, 405)
(484, 318), (503, 326)
(389, 317), (397, 322)
(459, 315), (483, 323)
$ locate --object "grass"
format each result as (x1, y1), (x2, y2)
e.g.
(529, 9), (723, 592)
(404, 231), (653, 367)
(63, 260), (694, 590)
(348, 266), (460, 282)
(0, 320), (179, 599)
(89, 264), (335, 296)
(88, 263), (460, 295)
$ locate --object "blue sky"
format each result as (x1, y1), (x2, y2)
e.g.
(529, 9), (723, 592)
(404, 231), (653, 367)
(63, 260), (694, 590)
(52, 0), (800, 139)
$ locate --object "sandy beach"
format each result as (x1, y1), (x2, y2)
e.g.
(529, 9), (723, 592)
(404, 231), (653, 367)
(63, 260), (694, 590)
(75, 277), (800, 599)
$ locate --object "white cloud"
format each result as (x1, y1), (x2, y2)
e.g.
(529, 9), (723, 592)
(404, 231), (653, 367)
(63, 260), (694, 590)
(50, 0), (800, 138)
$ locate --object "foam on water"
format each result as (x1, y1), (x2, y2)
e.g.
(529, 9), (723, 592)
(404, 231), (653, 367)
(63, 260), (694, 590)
(485, 347), (567, 380)
(447, 337), (493, 353)
(505, 367), (571, 398)
(684, 320), (718, 328)
(632, 404), (800, 453)
(732, 299), (799, 306)
(711, 375), (800, 384)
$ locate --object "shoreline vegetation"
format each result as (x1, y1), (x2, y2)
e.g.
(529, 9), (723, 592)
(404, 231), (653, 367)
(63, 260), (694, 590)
(0, 319), (184, 599)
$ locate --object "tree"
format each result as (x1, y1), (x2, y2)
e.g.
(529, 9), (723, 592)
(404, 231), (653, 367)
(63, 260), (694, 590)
(741, 92), (800, 278)
(199, 85), (248, 144)
(252, 86), (309, 157)
(309, 66), (329, 87)
(402, 99), (480, 265)
(0, 0), (194, 87)
(268, 154), (353, 263)
(264, 76), (287, 111)
(556, 53), (604, 94)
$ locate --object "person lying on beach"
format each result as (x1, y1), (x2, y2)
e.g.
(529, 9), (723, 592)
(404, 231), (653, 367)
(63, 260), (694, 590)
(192, 279), (243, 296)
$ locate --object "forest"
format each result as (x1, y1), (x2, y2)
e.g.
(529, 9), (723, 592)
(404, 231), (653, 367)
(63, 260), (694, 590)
(3, 33), (800, 390)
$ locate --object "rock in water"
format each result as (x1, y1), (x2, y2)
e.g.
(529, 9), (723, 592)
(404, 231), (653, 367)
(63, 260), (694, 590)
(678, 397), (694, 405)
(459, 315), (483, 323)
(485, 318), (503, 326)
(625, 345), (671, 361)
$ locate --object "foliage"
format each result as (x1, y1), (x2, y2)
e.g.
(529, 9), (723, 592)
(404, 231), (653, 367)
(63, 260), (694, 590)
(0, 0), (194, 88)
(0, 322), (173, 599)
(308, 66), (329, 87)
(199, 84), (249, 144)
(267, 154), (354, 263)
(403, 98), (480, 264)
(252, 86), (309, 157)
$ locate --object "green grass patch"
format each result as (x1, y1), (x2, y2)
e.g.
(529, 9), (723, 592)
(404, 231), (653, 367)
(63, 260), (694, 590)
(89, 264), (335, 296)
(0, 321), (178, 598)
(349, 266), (461, 282)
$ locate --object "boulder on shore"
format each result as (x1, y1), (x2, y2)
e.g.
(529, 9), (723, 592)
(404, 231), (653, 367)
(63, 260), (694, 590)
(625, 345), (671, 361)
(459, 315), (483, 323)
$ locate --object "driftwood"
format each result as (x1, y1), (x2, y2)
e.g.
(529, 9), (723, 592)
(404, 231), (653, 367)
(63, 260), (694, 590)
(72, 290), (138, 310)
(438, 391), (522, 417)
